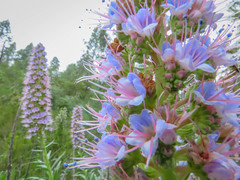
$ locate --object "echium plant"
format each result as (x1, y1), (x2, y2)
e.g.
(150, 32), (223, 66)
(21, 43), (52, 138)
(66, 0), (240, 179)
(21, 43), (57, 180)
(71, 106), (85, 148)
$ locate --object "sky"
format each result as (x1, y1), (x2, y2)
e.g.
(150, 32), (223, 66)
(0, 0), (109, 71)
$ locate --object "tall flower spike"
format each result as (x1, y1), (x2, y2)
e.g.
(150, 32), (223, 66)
(21, 43), (52, 139)
(71, 106), (85, 148)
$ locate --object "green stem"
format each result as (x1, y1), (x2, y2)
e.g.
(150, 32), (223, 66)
(40, 132), (54, 180)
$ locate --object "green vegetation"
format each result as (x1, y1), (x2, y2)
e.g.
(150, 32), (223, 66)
(0, 20), (109, 179)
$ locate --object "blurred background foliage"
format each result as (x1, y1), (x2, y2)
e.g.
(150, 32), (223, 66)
(0, 19), (109, 179)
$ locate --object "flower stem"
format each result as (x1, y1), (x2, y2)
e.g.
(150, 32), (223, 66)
(40, 131), (54, 180)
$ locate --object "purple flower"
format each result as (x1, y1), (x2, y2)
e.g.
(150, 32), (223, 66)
(38, 100), (45, 105)
(37, 71), (43, 76)
(115, 73), (146, 106)
(97, 102), (120, 132)
(32, 107), (40, 113)
(95, 134), (126, 167)
(162, 0), (223, 28)
(162, 0), (191, 18)
(28, 127), (39, 133)
(126, 109), (158, 158)
(209, 46), (236, 66)
(69, 134), (126, 169)
(35, 92), (42, 96)
(156, 119), (176, 145)
(193, 82), (240, 126)
(31, 97), (38, 101)
(122, 8), (157, 38)
(101, 53), (122, 75)
(35, 84), (41, 89)
(203, 153), (240, 180)
(103, 1), (125, 29)
(160, 39), (215, 72)
(201, 36), (237, 67)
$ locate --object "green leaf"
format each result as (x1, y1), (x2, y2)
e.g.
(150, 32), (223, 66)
(28, 177), (45, 180)
(37, 164), (48, 171)
(137, 163), (162, 178)
(173, 149), (188, 162)
(46, 140), (54, 148)
(53, 170), (60, 180)
(0, 173), (6, 180)
(52, 151), (65, 169)
(54, 161), (62, 172)
(47, 150), (51, 159)
(32, 160), (43, 164)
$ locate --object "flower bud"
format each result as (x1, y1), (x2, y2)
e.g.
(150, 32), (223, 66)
(206, 105), (216, 114)
(176, 70), (186, 79)
(165, 73), (173, 81)
(136, 37), (144, 44)
(160, 129), (177, 145)
(165, 61), (176, 70)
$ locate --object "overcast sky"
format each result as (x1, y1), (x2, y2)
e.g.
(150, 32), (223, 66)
(0, 0), (108, 71)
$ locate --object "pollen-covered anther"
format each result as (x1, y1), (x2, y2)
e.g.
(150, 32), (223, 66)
(138, 72), (156, 96)
(107, 38), (125, 54)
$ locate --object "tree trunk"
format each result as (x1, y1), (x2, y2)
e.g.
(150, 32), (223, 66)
(7, 103), (22, 180)
(0, 40), (6, 64)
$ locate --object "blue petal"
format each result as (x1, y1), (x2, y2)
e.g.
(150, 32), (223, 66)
(156, 119), (167, 137)
(137, 8), (148, 27)
(142, 23), (157, 37)
(196, 63), (215, 72)
(162, 41), (172, 53)
(195, 82), (217, 100)
(129, 109), (154, 132)
(115, 145), (126, 161)
(126, 132), (145, 146)
(107, 54), (121, 70)
(127, 72), (139, 82)
(109, 1), (118, 15)
(140, 138), (158, 157)
(132, 78), (146, 96)
(128, 95), (144, 106)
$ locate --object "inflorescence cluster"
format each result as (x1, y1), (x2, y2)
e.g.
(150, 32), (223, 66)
(65, 0), (240, 179)
(21, 43), (52, 139)
(71, 106), (85, 148)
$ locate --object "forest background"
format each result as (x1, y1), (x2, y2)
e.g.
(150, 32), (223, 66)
(0, 19), (109, 179)
(0, 0), (239, 179)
